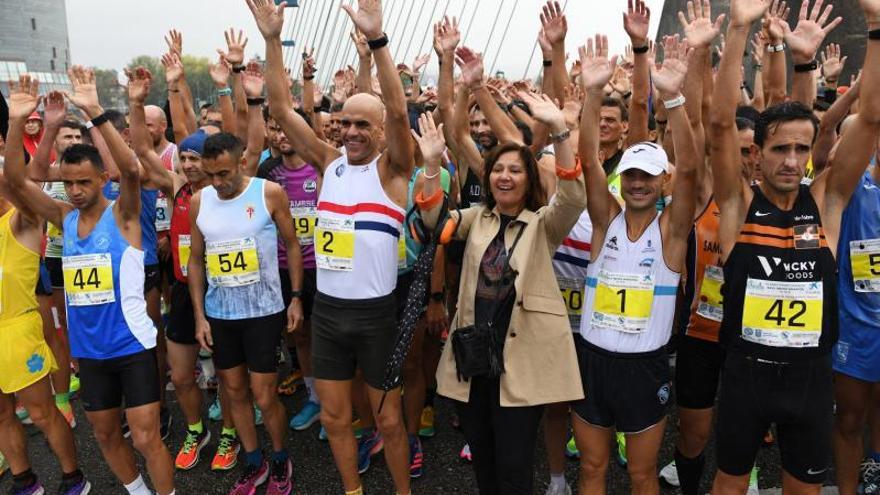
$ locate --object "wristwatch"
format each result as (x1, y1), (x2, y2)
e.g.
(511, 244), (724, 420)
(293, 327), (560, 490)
(290, 290), (302, 299)
(430, 291), (444, 302)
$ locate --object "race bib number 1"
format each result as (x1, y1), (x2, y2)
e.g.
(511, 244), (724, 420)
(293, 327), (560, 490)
(63, 253), (115, 306)
(850, 239), (880, 292)
(696, 265), (724, 322)
(591, 270), (655, 333)
(206, 237), (260, 287)
(742, 278), (823, 348)
(315, 217), (355, 271)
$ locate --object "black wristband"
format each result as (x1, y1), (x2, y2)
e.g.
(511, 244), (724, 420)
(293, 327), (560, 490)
(632, 44), (649, 54)
(90, 111), (110, 128)
(367, 33), (389, 51)
(246, 97), (265, 106)
(870, 29), (880, 40)
(290, 290), (302, 299)
(232, 65), (246, 73)
(313, 106), (322, 113)
(430, 291), (445, 302)
(542, 59), (552, 67)
(303, 75), (315, 81)
(793, 60), (818, 73)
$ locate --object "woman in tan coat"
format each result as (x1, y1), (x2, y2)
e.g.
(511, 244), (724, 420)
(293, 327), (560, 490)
(412, 80), (587, 493)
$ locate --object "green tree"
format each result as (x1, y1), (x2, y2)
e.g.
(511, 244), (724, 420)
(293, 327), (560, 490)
(125, 54), (214, 108)
(93, 68), (126, 110)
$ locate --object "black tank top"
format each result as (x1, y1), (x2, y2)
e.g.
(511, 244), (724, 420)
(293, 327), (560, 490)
(460, 168), (483, 208)
(721, 184), (838, 362)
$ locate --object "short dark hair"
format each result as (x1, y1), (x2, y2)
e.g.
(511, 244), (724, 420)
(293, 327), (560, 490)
(59, 120), (82, 132)
(813, 100), (831, 112)
(103, 110), (128, 132)
(754, 101), (819, 148)
(60, 144), (104, 171)
(330, 102), (344, 113)
(203, 132), (244, 161)
(263, 107), (312, 128)
(736, 105), (761, 126)
(601, 97), (628, 122)
(482, 142), (546, 212)
(735, 117), (755, 131)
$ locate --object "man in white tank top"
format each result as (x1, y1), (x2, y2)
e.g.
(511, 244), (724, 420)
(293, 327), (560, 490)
(571, 35), (700, 495)
(250, 1), (415, 494)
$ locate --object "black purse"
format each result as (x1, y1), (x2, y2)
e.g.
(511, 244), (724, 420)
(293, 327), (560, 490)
(452, 223), (526, 381)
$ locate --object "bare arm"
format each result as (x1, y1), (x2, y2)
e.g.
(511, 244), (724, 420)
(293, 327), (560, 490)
(765, 2), (789, 106)
(129, 69), (174, 198)
(241, 62), (267, 177)
(352, 30), (374, 95)
(434, 17), (460, 150)
(813, 76), (860, 174)
(457, 47), (523, 146)
(623, 0), (653, 147)
(783, 0), (841, 108)
(267, 182), (304, 332)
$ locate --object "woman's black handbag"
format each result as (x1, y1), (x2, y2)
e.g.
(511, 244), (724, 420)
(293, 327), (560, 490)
(452, 223), (525, 381)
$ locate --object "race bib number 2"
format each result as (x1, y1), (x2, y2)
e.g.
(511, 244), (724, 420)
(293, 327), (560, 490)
(742, 278), (823, 348)
(591, 270), (655, 333)
(63, 253), (115, 306)
(206, 237), (260, 287)
(315, 217), (355, 271)
(850, 239), (880, 292)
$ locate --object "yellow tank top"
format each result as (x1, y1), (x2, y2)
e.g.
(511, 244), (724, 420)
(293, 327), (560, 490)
(0, 208), (40, 321)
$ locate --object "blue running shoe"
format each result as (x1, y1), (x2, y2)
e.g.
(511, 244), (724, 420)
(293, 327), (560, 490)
(208, 397), (222, 422)
(289, 400), (320, 431)
(357, 428), (384, 474)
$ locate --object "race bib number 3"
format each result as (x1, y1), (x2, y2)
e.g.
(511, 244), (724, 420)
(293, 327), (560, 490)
(558, 276), (585, 329)
(155, 197), (171, 231)
(315, 217), (355, 271)
(742, 278), (823, 348)
(178, 235), (191, 277)
(291, 206), (317, 246)
(591, 270), (655, 333)
(850, 239), (880, 292)
(696, 265), (724, 322)
(63, 253), (115, 306)
(206, 237), (260, 287)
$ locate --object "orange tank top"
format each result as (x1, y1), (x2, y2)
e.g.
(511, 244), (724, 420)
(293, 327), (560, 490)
(685, 199), (724, 342)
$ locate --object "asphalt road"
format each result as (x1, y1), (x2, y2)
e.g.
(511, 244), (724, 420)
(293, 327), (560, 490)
(0, 369), (838, 494)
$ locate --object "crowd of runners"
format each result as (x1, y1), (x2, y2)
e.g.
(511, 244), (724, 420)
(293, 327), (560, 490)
(1, 0), (880, 493)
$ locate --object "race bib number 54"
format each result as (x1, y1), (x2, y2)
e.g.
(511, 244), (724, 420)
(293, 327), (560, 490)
(63, 253), (115, 306)
(206, 238), (260, 287)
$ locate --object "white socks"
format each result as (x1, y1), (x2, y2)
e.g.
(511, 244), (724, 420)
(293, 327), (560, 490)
(549, 473), (566, 490)
(304, 376), (319, 404)
(124, 475), (151, 495)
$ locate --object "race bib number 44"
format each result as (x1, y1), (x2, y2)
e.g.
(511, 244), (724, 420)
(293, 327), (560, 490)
(591, 270), (655, 333)
(742, 278), (822, 348)
(850, 239), (880, 292)
(206, 238), (260, 287)
(315, 217), (355, 271)
(63, 253), (115, 306)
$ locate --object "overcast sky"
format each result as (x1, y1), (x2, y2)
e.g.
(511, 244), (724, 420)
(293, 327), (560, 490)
(67, 0), (666, 84)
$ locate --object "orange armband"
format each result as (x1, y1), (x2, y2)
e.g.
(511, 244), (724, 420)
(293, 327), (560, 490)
(556, 159), (583, 180)
(415, 189), (444, 210)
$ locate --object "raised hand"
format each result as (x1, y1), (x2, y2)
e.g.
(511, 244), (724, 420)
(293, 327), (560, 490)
(730, 0), (771, 28)
(43, 90), (68, 128)
(455, 46), (485, 90)
(578, 34), (618, 92)
(764, 0), (790, 42)
(246, 0), (286, 39)
(412, 53), (431, 74)
(302, 47), (317, 80)
(781, 0), (842, 63)
(65, 66), (102, 118)
(652, 35), (691, 97)
(352, 29), (370, 59)
(6, 74), (41, 121)
(241, 61), (265, 97)
(820, 43), (847, 80)
(127, 66), (153, 104)
(540, 1), (568, 46)
(410, 112), (446, 164)
(162, 52), (184, 85)
(436, 16), (460, 55)
(538, 29), (553, 58)
(518, 91), (565, 130)
(624, 0), (651, 45)
(751, 32), (768, 64)
(220, 28), (249, 67)
(209, 55), (231, 88)
(341, 0), (383, 41)
(562, 83), (583, 126)
(678, 0), (725, 48)
(486, 79), (512, 106)
(165, 29), (183, 56)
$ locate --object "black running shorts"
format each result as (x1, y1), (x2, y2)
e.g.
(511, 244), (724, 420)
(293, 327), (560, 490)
(166, 281), (196, 345)
(78, 349), (160, 412)
(674, 336), (725, 409)
(208, 312), (285, 373)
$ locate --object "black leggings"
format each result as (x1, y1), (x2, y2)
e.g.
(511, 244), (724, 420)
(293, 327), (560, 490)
(455, 376), (544, 495)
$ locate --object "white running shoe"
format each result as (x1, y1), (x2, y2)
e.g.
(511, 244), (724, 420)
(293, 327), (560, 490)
(659, 460), (680, 487)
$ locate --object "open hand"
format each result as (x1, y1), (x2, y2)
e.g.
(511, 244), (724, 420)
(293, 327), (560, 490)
(820, 42), (847, 80)
(730, 0), (771, 28)
(43, 90), (68, 127)
(518, 91), (565, 130)
(624, 0), (651, 45)
(342, 0), (383, 41)
(6, 74), (41, 121)
(246, 0), (286, 39)
(302, 47), (317, 80)
(652, 35), (691, 97)
(455, 46), (485, 90)
(410, 112), (446, 164)
(578, 35), (618, 92)
(541, 1), (568, 46)
(127, 66), (153, 104)
(65, 66), (102, 118)
(782, 0), (842, 63)
(678, 0), (725, 48)
(435, 16), (460, 55)
(242, 61), (265, 97)
(209, 56), (231, 88)
(162, 52), (184, 85)
(165, 29), (183, 56)
(220, 28), (249, 67)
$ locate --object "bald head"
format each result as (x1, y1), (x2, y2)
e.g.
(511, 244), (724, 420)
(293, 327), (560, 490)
(144, 105), (168, 147)
(342, 93), (385, 124)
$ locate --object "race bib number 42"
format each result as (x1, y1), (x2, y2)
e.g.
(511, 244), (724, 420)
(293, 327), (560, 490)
(206, 237), (260, 287)
(63, 253), (115, 306)
(850, 239), (880, 292)
(742, 278), (823, 348)
(591, 270), (655, 333)
(315, 217), (355, 271)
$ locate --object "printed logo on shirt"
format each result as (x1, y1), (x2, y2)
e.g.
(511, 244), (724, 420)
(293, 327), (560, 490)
(639, 258), (654, 268)
(757, 255), (816, 280)
(835, 341), (850, 365)
(335, 164), (345, 177)
(303, 179), (317, 193)
(94, 233), (111, 251)
(246, 205), (256, 220)
(605, 236), (619, 251)
(657, 383), (670, 405)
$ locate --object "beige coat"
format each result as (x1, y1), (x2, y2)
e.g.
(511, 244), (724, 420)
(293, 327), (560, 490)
(435, 172), (587, 407)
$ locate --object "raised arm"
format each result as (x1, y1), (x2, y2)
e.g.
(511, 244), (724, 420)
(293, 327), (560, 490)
(539, 1), (568, 104)
(578, 35), (621, 246)
(163, 52), (192, 144)
(301, 49), (324, 139)
(750, 32), (767, 111)
(26, 90), (65, 182)
(129, 68), (174, 198)
(435, 17), (460, 150)
(813, 73), (860, 174)
(219, 28), (250, 142)
(4, 75), (69, 227)
(248, 0), (340, 170)
(209, 57), (237, 135)
(241, 61), (267, 176)
(352, 30), (374, 95)
(624, 0), (652, 146)
(165, 29), (199, 133)
(783, 0), (842, 107)
(457, 47), (523, 146)
(765, 0), (789, 106)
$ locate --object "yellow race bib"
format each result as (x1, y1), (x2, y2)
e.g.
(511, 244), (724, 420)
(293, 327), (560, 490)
(63, 253), (115, 306)
(850, 239), (880, 292)
(315, 217), (355, 271)
(205, 237), (260, 287)
(290, 206), (317, 246)
(558, 276), (585, 329)
(178, 234), (191, 277)
(591, 270), (655, 333)
(696, 265), (724, 322)
(46, 222), (64, 253)
(742, 278), (822, 348)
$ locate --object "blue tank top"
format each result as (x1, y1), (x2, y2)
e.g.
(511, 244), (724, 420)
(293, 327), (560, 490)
(102, 183), (158, 266)
(837, 170), (880, 330)
(62, 204), (156, 359)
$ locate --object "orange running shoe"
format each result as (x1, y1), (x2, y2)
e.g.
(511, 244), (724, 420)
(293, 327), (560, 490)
(211, 431), (241, 471)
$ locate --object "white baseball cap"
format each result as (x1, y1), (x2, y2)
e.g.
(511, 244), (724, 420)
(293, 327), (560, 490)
(615, 142), (669, 177)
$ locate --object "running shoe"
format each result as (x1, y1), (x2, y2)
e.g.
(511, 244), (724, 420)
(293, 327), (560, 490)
(277, 370), (302, 396)
(209, 397), (222, 422)
(69, 374), (80, 395)
(544, 481), (571, 495)
(57, 401), (76, 429)
(747, 466), (759, 495)
(289, 400), (320, 431)
(409, 435), (423, 478)
(15, 405), (33, 425)
(862, 458), (880, 494)
(318, 426), (328, 441)
(175, 428), (212, 470)
(228, 459), (269, 495)
(615, 432), (627, 467)
(565, 435), (580, 459)
(353, 419), (364, 439)
(160, 407), (172, 440)
(418, 406), (436, 438)
(659, 461), (678, 487)
(265, 458), (293, 495)
(459, 443), (472, 462)
(254, 404), (264, 426)
(212, 433), (241, 471)
(10, 478), (44, 495)
(0, 451), (8, 478)
(57, 474), (91, 495)
(121, 416), (131, 438)
(357, 428), (384, 474)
